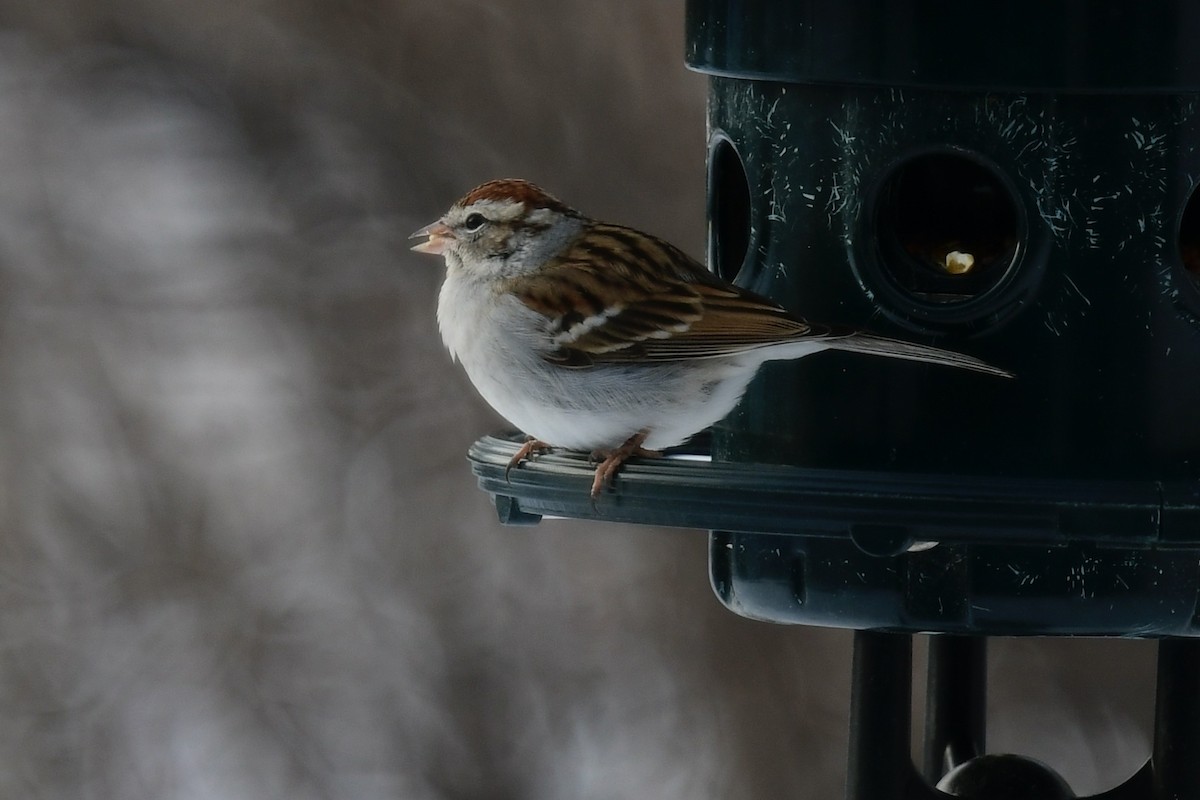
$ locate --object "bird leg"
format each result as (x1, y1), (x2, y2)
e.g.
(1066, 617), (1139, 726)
(589, 430), (660, 501)
(505, 436), (553, 482)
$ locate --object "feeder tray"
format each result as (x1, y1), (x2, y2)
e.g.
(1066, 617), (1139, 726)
(471, 433), (1200, 638)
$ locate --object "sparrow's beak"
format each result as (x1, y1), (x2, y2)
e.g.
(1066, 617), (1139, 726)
(410, 221), (453, 255)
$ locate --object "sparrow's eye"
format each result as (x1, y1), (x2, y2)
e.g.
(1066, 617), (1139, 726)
(463, 213), (487, 232)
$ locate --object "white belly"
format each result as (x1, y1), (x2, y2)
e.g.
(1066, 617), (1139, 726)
(437, 274), (758, 451)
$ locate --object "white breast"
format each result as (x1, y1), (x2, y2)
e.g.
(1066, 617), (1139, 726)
(436, 271), (763, 452)
(437, 272), (567, 435)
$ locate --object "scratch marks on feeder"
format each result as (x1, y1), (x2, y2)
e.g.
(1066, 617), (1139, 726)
(1081, 117), (1169, 255)
(980, 95), (1081, 242)
(826, 102), (868, 237)
(820, 90), (932, 241)
(826, 170), (849, 220)
(765, 178), (789, 224)
(1084, 174), (1124, 250)
(1007, 563), (1040, 587)
(1062, 274), (1091, 307)
(765, 94), (782, 127)
(1041, 267), (1096, 335)
(1126, 116), (1168, 152)
(726, 83), (841, 239)
(735, 85), (809, 230)
(1040, 271), (1093, 335)
(1111, 116), (1169, 256)
(1066, 555), (1101, 600)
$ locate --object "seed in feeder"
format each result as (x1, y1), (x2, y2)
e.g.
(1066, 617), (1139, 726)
(944, 250), (975, 275)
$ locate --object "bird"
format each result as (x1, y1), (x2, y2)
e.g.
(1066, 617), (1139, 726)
(411, 179), (1010, 501)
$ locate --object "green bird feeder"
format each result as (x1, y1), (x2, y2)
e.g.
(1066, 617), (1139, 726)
(467, 2), (1200, 797)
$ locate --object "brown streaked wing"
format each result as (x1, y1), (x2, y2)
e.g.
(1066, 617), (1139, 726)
(511, 222), (827, 365)
(621, 281), (828, 361)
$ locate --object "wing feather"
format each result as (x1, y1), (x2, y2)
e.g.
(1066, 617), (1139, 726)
(509, 222), (829, 367)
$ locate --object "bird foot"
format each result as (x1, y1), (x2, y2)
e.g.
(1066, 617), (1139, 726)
(505, 437), (553, 482)
(589, 431), (661, 502)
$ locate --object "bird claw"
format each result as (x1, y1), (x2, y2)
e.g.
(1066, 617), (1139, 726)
(588, 431), (661, 503)
(505, 437), (552, 482)
(506, 432), (661, 505)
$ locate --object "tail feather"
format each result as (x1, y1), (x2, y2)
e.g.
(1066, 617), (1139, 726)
(824, 332), (1013, 378)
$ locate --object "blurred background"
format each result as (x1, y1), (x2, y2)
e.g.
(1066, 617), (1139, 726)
(0, 1), (1157, 797)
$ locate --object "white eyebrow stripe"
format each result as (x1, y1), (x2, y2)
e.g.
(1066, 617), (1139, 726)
(524, 207), (556, 226)
(457, 197), (525, 223)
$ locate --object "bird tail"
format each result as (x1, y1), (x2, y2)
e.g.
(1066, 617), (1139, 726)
(823, 332), (1013, 378)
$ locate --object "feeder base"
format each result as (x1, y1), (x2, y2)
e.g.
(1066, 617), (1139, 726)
(850, 632), (1200, 799)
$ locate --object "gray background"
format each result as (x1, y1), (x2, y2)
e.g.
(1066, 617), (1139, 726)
(0, 1), (1155, 797)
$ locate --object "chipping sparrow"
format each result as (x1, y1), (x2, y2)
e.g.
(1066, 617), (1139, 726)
(412, 179), (1010, 500)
